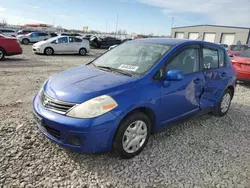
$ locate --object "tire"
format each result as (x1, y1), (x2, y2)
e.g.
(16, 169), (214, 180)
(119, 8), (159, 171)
(79, 48), (87, 56)
(212, 88), (232, 117)
(22, 38), (29, 45)
(113, 112), (151, 159)
(0, 48), (5, 61)
(44, 47), (54, 56)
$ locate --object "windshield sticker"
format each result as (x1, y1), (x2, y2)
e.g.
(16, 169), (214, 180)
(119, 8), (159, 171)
(118, 64), (139, 72)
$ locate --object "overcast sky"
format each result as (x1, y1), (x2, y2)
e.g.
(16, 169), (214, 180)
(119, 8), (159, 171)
(0, 0), (249, 35)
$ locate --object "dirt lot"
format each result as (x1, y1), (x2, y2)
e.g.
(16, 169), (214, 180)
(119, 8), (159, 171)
(0, 45), (250, 188)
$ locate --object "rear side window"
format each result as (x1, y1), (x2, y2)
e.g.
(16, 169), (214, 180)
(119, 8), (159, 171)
(202, 48), (219, 69)
(38, 33), (48, 36)
(74, 38), (82, 42)
(239, 49), (250, 58)
(218, 49), (225, 67)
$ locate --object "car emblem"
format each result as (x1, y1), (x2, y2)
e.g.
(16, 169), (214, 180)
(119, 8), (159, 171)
(43, 97), (50, 107)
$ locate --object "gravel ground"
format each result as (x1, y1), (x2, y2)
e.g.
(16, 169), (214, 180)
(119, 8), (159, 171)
(0, 45), (250, 188)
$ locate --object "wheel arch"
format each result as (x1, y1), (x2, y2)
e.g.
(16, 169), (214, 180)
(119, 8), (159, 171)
(227, 85), (234, 99)
(0, 47), (6, 55)
(116, 106), (156, 134)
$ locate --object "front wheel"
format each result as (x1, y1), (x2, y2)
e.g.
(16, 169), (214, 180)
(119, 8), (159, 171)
(213, 88), (232, 116)
(0, 49), (5, 61)
(44, 47), (54, 56)
(113, 112), (151, 159)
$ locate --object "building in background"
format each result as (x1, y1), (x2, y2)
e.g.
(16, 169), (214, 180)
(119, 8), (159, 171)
(171, 25), (250, 45)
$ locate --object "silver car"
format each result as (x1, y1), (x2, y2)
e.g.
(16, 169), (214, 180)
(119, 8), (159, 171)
(0, 28), (17, 37)
(32, 36), (90, 56)
(17, 32), (50, 44)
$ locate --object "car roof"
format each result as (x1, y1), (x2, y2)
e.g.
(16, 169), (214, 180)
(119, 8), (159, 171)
(130, 38), (224, 49)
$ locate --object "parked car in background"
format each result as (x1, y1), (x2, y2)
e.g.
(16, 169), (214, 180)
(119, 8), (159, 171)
(33, 38), (236, 158)
(17, 32), (50, 44)
(0, 34), (22, 60)
(220, 44), (229, 50)
(49, 33), (58, 37)
(108, 38), (133, 50)
(90, 36), (122, 49)
(0, 28), (17, 37)
(228, 44), (249, 57)
(231, 48), (250, 82)
(82, 34), (92, 41)
(32, 36), (90, 56)
(17, 29), (36, 35)
(60, 33), (82, 37)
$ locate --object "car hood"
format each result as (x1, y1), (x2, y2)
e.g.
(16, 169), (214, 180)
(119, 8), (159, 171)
(44, 65), (138, 103)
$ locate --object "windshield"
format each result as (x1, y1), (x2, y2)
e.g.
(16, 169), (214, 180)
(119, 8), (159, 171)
(92, 42), (172, 75)
(231, 45), (248, 51)
(239, 49), (250, 58)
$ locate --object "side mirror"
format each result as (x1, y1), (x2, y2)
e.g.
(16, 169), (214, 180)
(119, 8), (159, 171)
(165, 70), (184, 81)
(51, 40), (58, 44)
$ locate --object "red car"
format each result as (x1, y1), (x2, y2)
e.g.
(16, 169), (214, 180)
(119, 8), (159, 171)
(228, 44), (249, 57)
(0, 34), (22, 60)
(231, 48), (250, 82)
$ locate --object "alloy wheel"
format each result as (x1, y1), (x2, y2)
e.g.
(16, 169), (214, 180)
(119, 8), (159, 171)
(221, 93), (231, 113)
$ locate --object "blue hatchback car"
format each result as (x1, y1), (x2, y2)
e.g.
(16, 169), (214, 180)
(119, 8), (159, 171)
(33, 38), (236, 158)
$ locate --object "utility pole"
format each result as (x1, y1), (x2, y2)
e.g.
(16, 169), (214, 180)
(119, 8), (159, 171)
(115, 14), (119, 38)
(170, 16), (174, 36)
(106, 21), (108, 34)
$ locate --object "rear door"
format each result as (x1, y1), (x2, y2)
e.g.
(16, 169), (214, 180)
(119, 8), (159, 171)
(68, 37), (82, 52)
(200, 45), (230, 109)
(38, 33), (49, 41)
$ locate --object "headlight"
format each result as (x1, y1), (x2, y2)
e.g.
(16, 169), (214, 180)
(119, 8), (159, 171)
(66, 95), (118, 118)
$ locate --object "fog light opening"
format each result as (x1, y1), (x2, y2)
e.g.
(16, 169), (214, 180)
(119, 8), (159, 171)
(67, 135), (83, 146)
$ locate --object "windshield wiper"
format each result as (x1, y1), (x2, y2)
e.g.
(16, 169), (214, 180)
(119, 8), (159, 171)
(97, 66), (134, 77)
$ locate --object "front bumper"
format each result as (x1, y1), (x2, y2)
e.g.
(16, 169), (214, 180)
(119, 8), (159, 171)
(33, 94), (120, 153)
(32, 47), (41, 53)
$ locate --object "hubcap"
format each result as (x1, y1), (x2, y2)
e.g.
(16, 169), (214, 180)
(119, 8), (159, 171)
(80, 49), (85, 55)
(0, 51), (3, 59)
(221, 93), (231, 113)
(46, 49), (52, 55)
(122, 120), (147, 153)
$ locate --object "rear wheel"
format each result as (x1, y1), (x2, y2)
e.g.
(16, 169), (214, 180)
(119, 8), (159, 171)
(113, 112), (151, 159)
(0, 49), (5, 61)
(44, 47), (54, 56)
(79, 48), (87, 56)
(213, 88), (232, 116)
(22, 38), (29, 45)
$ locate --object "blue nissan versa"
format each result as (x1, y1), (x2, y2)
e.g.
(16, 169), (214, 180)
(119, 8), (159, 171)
(33, 38), (236, 158)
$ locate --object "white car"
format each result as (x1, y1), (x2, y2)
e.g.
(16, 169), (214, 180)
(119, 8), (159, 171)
(0, 28), (17, 37)
(32, 36), (90, 55)
(17, 32), (51, 44)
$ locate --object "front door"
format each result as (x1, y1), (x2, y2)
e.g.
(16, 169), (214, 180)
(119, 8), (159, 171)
(55, 37), (70, 53)
(160, 45), (205, 125)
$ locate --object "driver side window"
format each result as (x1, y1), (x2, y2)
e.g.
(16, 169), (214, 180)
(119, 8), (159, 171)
(167, 48), (200, 75)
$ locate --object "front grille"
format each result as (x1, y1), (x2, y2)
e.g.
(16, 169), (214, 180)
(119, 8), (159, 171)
(40, 91), (76, 114)
(43, 123), (61, 140)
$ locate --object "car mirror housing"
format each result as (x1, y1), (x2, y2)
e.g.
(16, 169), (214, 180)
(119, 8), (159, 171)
(165, 70), (184, 81)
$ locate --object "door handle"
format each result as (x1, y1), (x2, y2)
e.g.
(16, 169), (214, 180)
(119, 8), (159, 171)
(193, 78), (201, 84)
(221, 72), (227, 77)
